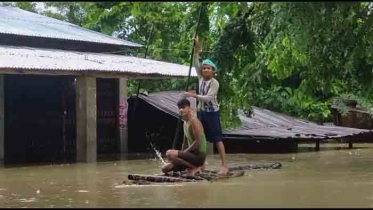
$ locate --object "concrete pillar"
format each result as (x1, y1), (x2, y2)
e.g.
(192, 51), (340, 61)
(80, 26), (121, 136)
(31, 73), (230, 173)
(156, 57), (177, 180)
(76, 76), (97, 163)
(0, 75), (4, 161)
(118, 78), (128, 154)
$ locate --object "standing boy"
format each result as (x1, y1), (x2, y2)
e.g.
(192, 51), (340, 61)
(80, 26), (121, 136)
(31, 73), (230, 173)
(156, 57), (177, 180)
(182, 36), (229, 175)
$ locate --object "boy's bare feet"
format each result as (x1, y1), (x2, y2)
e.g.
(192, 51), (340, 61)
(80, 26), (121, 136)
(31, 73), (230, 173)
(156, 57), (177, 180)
(217, 166), (230, 175)
(186, 167), (203, 177)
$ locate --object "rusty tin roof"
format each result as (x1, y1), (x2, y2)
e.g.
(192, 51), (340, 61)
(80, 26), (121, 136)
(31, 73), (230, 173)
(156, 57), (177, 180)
(0, 6), (142, 48)
(0, 45), (198, 77)
(137, 91), (373, 140)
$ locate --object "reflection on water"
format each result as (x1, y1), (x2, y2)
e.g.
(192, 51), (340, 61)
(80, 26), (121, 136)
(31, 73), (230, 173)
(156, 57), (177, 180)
(0, 143), (373, 207)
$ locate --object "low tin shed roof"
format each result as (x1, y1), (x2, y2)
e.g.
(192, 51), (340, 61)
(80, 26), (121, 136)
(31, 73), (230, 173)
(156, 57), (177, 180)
(137, 91), (373, 140)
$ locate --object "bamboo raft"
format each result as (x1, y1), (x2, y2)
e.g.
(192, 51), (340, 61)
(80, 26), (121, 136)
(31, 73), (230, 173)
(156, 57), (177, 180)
(124, 162), (282, 185)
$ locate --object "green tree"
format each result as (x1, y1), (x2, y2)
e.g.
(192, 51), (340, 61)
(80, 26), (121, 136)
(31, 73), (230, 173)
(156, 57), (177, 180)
(43, 2), (91, 26)
(245, 2), (373, 122)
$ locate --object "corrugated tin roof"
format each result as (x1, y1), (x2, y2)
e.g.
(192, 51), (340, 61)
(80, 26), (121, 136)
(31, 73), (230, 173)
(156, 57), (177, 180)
(137, 91), (373, 140)
(0, 45), (198, 77)
(0, 6), (142, 47)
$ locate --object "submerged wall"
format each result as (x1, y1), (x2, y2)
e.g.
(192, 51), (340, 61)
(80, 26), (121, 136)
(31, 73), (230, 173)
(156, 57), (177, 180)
(3, 75), (122, 164)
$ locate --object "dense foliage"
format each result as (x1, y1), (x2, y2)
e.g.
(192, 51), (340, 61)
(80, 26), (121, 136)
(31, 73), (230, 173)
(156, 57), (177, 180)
(3, 2), (373, 127)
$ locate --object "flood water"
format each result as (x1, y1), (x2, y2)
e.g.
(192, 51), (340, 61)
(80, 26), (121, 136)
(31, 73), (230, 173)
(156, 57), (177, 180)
(1, 143), (373, 208)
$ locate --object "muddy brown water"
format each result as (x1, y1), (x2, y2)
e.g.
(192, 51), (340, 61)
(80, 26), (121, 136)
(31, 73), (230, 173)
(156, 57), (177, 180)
(1, 143), (373, 208)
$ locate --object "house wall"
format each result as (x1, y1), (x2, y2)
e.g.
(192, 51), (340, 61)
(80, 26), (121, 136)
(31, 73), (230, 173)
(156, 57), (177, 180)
(2, 74), (125, 164)
(331, 108), (373, 129)
(97, 78), (120, 154)
(4, 74), (75, 163)
(222, 138), (299, 153)
(127, 96), (182, 153)
(0, 75), (4, 162)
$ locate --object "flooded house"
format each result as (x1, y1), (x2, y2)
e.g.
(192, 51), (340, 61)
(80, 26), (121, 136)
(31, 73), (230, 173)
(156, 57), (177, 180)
(0, 6), (197, 165)
(128, 91), (373, 154)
